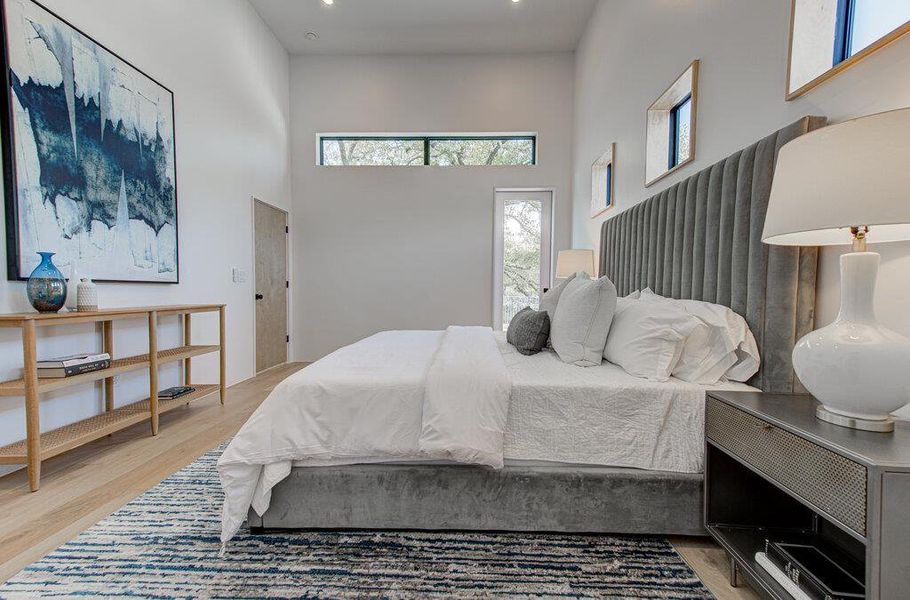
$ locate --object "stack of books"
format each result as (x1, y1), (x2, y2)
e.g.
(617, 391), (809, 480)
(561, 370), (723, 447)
(37, 353), (111, 378)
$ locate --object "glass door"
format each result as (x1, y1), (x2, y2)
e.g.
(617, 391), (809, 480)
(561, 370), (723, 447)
(493, 190), (553, 331)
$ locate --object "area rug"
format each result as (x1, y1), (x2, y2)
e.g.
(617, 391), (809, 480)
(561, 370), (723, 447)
(1, 446), (713, 599)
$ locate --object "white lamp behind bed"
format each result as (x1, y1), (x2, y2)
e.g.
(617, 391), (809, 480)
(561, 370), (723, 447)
(556, 249), (595, 279)
(763, 107), (910, 432)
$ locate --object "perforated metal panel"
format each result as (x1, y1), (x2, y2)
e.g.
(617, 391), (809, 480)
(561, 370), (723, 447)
(706, 398), (867, 537)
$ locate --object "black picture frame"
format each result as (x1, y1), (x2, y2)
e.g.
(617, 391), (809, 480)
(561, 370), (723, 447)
(0, 0), (179, 283)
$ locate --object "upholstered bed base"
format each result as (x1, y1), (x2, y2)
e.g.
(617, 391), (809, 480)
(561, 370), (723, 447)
(249, 117), (825, 538)
(248, 464), (706, 536)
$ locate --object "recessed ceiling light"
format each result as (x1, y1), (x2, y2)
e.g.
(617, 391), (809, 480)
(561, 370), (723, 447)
(511, 0), (521, 3)
(322, 0), (334, 5)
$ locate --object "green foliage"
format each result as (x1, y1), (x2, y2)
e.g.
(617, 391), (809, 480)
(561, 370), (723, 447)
(502, 200), (541, 299)
(322, 138), (533, 166)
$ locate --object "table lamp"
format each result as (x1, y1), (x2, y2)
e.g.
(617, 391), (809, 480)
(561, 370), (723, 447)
(556, 249), (595, 279)
(763, 108), (910, 432)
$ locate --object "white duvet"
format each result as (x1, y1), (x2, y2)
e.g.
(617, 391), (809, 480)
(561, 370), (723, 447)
(217, 326), (510, 545)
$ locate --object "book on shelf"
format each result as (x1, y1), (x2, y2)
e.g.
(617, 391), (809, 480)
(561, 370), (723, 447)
(37, 359), (111, 378)
(37, 352), (111, 368)
(157, 386), (196, 400)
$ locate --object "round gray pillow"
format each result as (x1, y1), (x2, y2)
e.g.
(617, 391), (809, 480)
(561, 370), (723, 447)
(506, 307), (551, 355)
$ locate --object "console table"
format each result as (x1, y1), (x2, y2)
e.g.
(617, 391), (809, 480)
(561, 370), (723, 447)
(705, 390), (910, 600)
(0, 305), (226, 492)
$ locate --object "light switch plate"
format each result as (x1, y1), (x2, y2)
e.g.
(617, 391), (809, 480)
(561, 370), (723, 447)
(232, 267), (248, 283)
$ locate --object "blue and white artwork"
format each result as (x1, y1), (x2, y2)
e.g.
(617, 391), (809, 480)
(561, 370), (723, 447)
(2, 0), (177, 282)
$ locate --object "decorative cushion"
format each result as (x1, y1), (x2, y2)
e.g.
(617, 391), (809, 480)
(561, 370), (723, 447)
(551, 275), (618, 367)
(538, 272), (578, 325)
(506, 307), (551, 356)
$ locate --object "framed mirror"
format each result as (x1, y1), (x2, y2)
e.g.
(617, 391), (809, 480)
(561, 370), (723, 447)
(591, 143), (615, 218)
(645, 60), (698, 187)
(787, 0), (910, 100)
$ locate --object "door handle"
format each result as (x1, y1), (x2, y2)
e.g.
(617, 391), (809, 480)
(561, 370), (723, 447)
(255, 293), (264, 300)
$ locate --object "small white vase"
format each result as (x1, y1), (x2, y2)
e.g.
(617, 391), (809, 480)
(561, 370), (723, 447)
(65, 261), (80, 311)
(792, 252), (910, 428)
(76, 278), (98, 312)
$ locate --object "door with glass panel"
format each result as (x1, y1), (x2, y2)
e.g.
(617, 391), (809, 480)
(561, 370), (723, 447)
(493, 190), (553, 331)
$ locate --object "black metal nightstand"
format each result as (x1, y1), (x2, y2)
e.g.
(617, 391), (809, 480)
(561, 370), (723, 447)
(705, 391), (910, 600)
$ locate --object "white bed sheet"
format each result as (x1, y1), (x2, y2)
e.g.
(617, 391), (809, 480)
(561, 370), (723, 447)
(284, 333), (756, 474)
(496, 332), (755, 473)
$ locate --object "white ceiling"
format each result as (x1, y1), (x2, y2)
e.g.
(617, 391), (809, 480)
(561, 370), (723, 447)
(249, 0), (599, 55)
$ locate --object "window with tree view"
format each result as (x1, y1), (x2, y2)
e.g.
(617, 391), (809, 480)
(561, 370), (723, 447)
(319, 135), (536, 166)
(669, 95), (692, 168)
(494, 190), (552, 331)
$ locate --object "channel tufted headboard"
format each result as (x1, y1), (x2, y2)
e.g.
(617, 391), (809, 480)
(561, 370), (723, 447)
(599, 116), (827, 393)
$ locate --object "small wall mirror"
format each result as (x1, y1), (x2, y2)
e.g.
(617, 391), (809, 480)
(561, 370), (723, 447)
(787, 0), (910, 100)
(645, 60), (698, 187)
(591, 143), (615, 218)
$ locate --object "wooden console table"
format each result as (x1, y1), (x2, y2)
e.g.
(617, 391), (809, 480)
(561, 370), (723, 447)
(0, 304), (226, 492)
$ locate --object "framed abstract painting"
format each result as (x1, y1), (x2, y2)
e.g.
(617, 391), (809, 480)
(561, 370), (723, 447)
(590, 143), (614, 218)
(0, 0), (178, 283)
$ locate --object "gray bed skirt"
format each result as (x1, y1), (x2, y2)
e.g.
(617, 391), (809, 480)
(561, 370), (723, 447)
(247, 463), (706, 536)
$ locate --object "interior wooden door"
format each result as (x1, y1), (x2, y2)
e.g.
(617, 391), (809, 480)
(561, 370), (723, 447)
(254, 199), (288, 372)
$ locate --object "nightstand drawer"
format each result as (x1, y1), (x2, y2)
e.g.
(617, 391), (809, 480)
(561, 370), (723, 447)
(706, 397), (867, 536)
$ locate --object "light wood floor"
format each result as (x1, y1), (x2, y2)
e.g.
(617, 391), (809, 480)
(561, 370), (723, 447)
(0, 361), (758, 598)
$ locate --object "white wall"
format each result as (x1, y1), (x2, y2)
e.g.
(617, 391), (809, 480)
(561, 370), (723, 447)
(0, 0), (291, 465)
(572, 0), (910, 340)
(291, 53), (574, 360)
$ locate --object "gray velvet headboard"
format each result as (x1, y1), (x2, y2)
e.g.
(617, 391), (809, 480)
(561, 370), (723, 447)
(599, 116), (827, 393)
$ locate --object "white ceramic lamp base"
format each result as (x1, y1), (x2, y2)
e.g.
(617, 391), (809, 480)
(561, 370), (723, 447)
(792, 252), (910, 433)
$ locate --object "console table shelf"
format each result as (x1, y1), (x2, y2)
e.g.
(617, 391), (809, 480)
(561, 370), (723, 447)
(0, 384), (220, 464)
(0, 345), (220, 396)
(0, 304), (226, 492)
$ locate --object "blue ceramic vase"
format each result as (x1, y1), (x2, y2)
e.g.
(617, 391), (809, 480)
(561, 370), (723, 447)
(27, 252), (67, 313)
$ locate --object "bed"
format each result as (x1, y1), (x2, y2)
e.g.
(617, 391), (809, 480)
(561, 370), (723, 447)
(223, 116), (825, 543)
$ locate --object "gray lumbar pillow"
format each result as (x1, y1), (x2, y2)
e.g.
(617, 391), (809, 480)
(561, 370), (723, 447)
(506, 307), (551, 355)
(538, 272), (578, 325)
(551, 274), (618, 366)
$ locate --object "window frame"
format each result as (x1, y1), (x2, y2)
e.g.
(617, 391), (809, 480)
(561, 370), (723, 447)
(833, 0), (857, 65)
(667, 93), (692, 170)
(786, 0), (910, 101)
(318, 134), (537, 167)
(605, 163), (613, 206)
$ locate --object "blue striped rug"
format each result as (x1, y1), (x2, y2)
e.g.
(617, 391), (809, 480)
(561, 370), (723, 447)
(1, 447), (713, 599)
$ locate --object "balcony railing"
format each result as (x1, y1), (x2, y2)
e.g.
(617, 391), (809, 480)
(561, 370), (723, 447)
(503, 294), (539, 329)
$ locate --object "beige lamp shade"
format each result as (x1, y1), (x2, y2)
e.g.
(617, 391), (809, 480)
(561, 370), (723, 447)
(556, 249), (595, 278)
(763, 107), (910, 246)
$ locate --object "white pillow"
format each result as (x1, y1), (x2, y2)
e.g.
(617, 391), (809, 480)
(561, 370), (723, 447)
(551, 274), (617, 367)
(615, 290), (641, 314)
(641, 289), (760, 382)
(603, 298), (705, 382)
(539, 272), (578, 324)
(639, 291), (736, 384)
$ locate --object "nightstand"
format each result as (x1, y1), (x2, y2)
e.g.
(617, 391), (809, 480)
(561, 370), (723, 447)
(704, 391), (910, 600)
